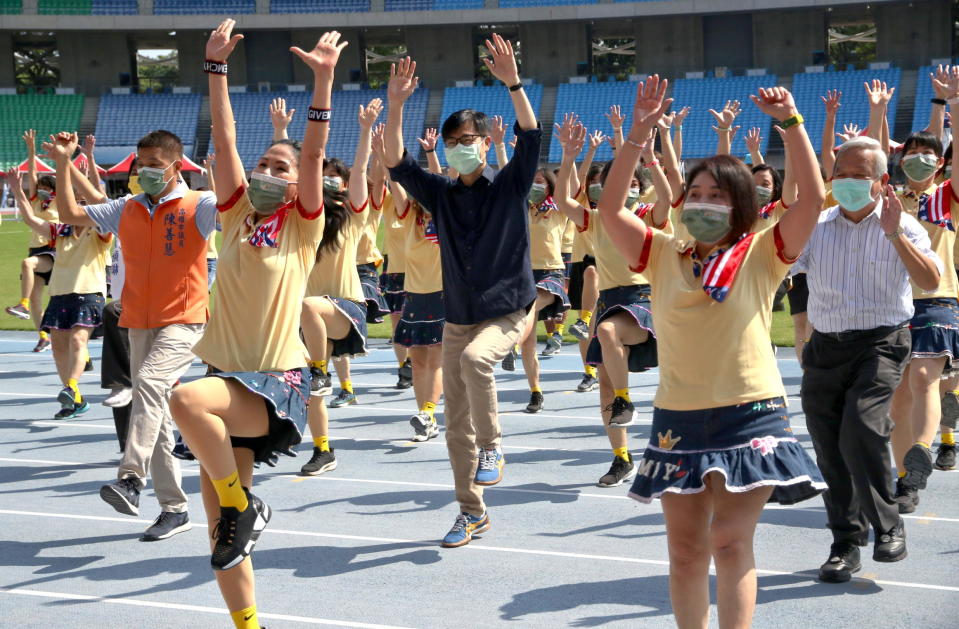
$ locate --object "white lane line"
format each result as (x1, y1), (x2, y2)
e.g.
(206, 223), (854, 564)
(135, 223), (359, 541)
(1, 508), (958, 593)
(0, 391), (52, 398)
(0, 587), (416, 628)
(346, 403), (652, 423)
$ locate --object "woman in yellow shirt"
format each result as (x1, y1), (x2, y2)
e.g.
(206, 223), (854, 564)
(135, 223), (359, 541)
(167, 23), (343, 629)
(599, 77), (825, 629)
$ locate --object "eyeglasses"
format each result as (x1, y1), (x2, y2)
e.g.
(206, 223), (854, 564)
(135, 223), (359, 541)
(444, 134), (486, 149)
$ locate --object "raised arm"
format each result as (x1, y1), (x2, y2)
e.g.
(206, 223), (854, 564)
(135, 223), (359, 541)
(349, 98), (383, 208)
(489, 115), (509, 169)
(928, 65), (958, 142)
(821, 89), (841, 174)
(372, 124), (409, 212)
(656, 111), (685, 206)
(576, 129), (605, 193)
(415, 127), (442, 174)
(48, 132), (95, 227)
(80, 134), (106, 199)
(483, 33), (536, 131)
(6, 168), (49, 235)
(598, 75), (672, 262)
(206, 18), (248, 204)
(672, 106), (690, 162)
(745, 127), (764, 165)
(270, 97), (295, 142)
(709, 100), (741, 156)
(23, 129), (37, 197)
(291, 31), (348, 213)
(865, 79), (894, 152)
(202, 153), (216, 196)
(642, 133), (672, 227)
(606, 105), (625, 151)
(881, 185), (940, 290)
(771, 125), (799, 206)
(554, 121), (589, 227)
(752, 87), (825, 260)
(384, 57), (419, 168)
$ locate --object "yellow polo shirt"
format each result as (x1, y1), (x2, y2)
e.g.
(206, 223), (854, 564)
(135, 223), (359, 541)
(561, 218), (575, 255)
(47, 225), (112, 296)
(571, 188), (595, 262)
(355, 187), (385, 266)
(307, 200), (366, 302)
(404, 211), (443, 294)
(899, 182), (959, 299)
(756, 199), (788, 230)
(29, 196), (59, 248)
(193, 190), (323, 372)
(383, 194), (415, 275)
(529, 202), (567, 271)
(581, 203), (669, 290)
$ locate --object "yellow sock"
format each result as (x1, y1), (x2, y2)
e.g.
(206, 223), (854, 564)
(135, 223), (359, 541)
(952, 390), (959, 396)
(614, 387), (630, 402)
(19, 297), (29, 308)
(422, 401), (437, 420)
(613, 446), (630, 462)
(230, 605), (259, 629)
(581, 310), (592, 326)
(555, 324), (565, 336)
(309, 359), (328, 374)
(915, 440), (931, 449)
(67, 378), (81, 404)
(39, 330), (49, 340)
(898, 470), (906, 478)
(341, 380), (353, 394)
(399, 360), (407, 369)
(211, 470), (248, 511)
(943, 432), (956, 446)
(313, 435), (330, 452)
(584, 365), (597, 378)
(531, 386), (542, 394)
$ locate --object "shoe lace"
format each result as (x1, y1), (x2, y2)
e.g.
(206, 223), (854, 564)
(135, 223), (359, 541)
(478, 449), (499, 472)
(449, 513), (471, 533)
(212, 515), (237, 545)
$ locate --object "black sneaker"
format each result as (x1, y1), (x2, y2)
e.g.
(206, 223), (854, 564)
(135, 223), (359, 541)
(576, 373), (598, 392)
(818, 542), (861, 583)
(525, 391), (544, 413)
(501, 347), (517, 372)
(100, 477), (141, 516)
(141, 511), (192, 541)
(606, 396), (635, 427)
(894, 478), (919, 514)
(328, 389), (357, 408)
(210, 489), (271, 571)
(873, 520), (907, 563)
(541, 332), (562, 356)
(934, 443), (956, 470)
(309, 367), (332, 397)
(84, 358), (94, 372)
(597, 454), (636, 487)
(569, 318), (590, 341)
(902, 443), (933, 490)
(396, 358), (413, 389)
(300, 447), (337, 476)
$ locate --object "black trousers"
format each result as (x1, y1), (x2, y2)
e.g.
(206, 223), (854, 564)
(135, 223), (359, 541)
(113, 403), (130, 452)
(801, 326), (910, 545)
(100, 300), (130, 389)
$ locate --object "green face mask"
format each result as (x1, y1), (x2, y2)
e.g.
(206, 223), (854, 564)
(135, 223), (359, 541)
(248, 172), (290, 215)
(626, 187), (641, 208)
(756, 186), (773, 205)
(529, 183), (547, 206)
(445, 142), (485, 175)
(137, 164), (174, 197)
(323, 176), (342, 192)
(587, 183), (603, 204)
(901, 153), (939, 182)
(681, 202), (732, 244)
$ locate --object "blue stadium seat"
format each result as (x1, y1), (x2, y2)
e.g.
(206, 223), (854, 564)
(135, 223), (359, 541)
(499, 0), (595, 6)
(95, 93), (201, 150)
(271, 0), (370, 12)
(385, 0), (482, 10)
(791, 68), (900, 152)
(550, 80), (639, 163)
(154, 0), (254, 14)
(92, 0), (137, 14)
(438, 83), (543, 166)
(911, 66), (937, 134)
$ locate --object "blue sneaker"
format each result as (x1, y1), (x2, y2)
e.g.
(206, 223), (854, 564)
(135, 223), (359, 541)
(54, 398), (89, 420)
(474, 448), (504, 486)
(441, 511), (490, 548)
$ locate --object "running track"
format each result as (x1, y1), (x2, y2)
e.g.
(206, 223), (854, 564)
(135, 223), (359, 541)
(0, 332), (956, 628)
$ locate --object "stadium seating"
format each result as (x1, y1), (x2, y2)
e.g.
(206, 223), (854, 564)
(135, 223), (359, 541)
(439, 83), (543, 165)
(271, 0), (370, 12)
(0, 0), (21, 13)
(549, 80), (640, 163)
(215, 88), (429, 170)
(790, 67), (900, 153)
(911, 66), (937, 134)
(38, 0), (90, 14)
(0, 94), (84, 170)
(154, 0), (255, 14)
(385, 0), (483, 11)
(92, 0), (138, 14)
(94, 93), (201, 150)
(500, 0), (596, 5)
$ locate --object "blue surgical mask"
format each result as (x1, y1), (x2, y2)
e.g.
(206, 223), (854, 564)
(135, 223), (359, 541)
(626, 187), (641, 208)
(445, 143), (484, 175)
(831, 178), (877, 212)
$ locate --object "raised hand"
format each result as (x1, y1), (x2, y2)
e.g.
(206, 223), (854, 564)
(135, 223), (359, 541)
(605, 105), (625, 130)
(672, 106), (691, 127)
(749, 87), (798, 122)
(880, 184), (902, 236)
(708, 99), (741, 130)
(206, 18), (244, 62)
(822, 89), (842, 115)
(628, 74), (672, 142)
(5, 167), (22, 189)
(552, 112), (580, 145)
(560, 121), (587, 158)
(22, 129), (36, 155)
(482, 33), (520, 86)
(588, 129), (607, 151)
(932, 64), (959, 100)
(270, 97), (295, 130)
(202, 153), (214, 172)
(81, 134), (96, 156)
(291, 30), (348, 75)
(864, 78), (895, 107)
(371, 123), (387, 159)
(490, 115), (506, 145)
(508, 136), (517, 149)
(357, 97), (383, 129)
(772, 124), (788, 146)
(417, 127), (438, 152)
(42, 131), (78, 161)
(658, 110), (676, 131)
(745, 127), (763, 153)
(387, 57), (419, 105)
(836, 122), (861, 143)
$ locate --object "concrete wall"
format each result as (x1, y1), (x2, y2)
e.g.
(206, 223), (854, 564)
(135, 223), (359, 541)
(404, 25), (475, 88)
(57, 32), (133, 94)
(753, 9), (827, 76)
(519, 22), (588, 86)
(0, 32), (14, 87)
(875, 0), (951, 68)
(243, 30), (294, 87)
(634, 15), (704, 77)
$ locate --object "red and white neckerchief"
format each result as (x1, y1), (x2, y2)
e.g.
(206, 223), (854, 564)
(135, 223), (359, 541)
(758, 201), (778, 219)
(418, 214), (439, 244)
(247, 202), (293, 248)
(48, 222), (73, 245)
(916, 181), (954, 232)
(689, 233), (756, 303)
(533, 196), (559, 216)
(634, 202), (654, 219)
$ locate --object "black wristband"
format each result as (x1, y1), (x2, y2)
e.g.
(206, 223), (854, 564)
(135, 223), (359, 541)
(424, 149), (435, 153)
(203, 60), (228, 75)
(932, 97), (948, 106)
(508, 82), (523, 92)
(307, 107), (331, 122)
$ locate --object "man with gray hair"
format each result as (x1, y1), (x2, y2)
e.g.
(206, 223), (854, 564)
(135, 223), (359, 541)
(797, 136), (943, 583)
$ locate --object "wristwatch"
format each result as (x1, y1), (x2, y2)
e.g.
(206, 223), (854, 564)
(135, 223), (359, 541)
(884, 226), (904, 241)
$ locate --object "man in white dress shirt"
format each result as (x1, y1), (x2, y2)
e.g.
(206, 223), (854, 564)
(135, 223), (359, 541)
(798, 136), (942, 583)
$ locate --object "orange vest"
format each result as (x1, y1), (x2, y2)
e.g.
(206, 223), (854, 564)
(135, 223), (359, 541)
(118, 191), (209, 329)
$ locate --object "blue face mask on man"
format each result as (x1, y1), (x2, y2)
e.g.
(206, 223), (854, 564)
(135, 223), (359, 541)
(831, 178), (877, 212)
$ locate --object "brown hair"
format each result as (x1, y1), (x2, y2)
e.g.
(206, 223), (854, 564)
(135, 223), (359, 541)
(685, 155), (757, 239)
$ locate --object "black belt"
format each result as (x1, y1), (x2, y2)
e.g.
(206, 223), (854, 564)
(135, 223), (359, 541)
(813, 322), (909, 343)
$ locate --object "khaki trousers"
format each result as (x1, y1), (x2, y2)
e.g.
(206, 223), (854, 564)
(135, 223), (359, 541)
(441, 309), (527, 515)
(118, 323), (204, 513)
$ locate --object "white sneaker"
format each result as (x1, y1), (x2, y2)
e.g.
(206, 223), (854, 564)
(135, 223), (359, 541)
(103, 387), (132, 408)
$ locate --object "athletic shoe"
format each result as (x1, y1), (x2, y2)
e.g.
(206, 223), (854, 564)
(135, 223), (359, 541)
(410, 412), (439, 442)
(140, 511), (192, 541)
(84, 359), (94, 372)
(328, 389), (357, 408)
(576, 373), (598, 392)
(818, 543), (861, 583)
(103, 387), (132, 408)
(606, 396), (635, 427)
(32, 336), (50, 352)
(300, 447), (337, 476)
(54, 399), (89, 420)
(441, 511), (490, 548)
(5, 304), (30, 320)
(902, 443), (933, 490)
(597, 454), (636, 487)
(309, 367), (332, 397)
(525, 391), (544, 413)
(210, 489), (271, 571)
(894, 477), (919, 514)
(171, 434), (195, 461)
(100, 476), (141, 516)
(541, 332), (563, 356)
(474, 448), (504, 486)
(569, 318), (590, 341)
(501, 347), (517, 372)
(57, 386), (77, 407)
(396, 358), (413, 389)
(934, 443), (956, 471)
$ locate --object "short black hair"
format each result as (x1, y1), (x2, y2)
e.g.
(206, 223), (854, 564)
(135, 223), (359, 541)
(751, 164), (783, 202)
(38, 175), (55, 189)
(323, 157), (350, 181)
(137, 130), (183, 160)
(441, 109), (491, 140)
(599, 159), (648, 195)
(268, 139), (302, 166)
(902, 131), (943, 159)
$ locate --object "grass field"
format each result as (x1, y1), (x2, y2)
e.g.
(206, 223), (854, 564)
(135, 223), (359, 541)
(0, 219), (798, 345)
